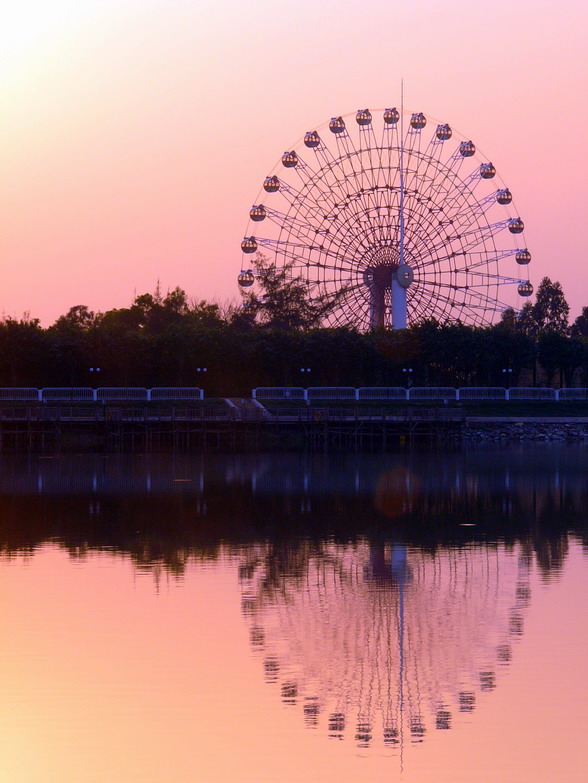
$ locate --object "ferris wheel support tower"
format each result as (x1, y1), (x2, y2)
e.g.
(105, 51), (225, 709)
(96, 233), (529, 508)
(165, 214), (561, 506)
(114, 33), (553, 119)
(391, 84), (408, 330)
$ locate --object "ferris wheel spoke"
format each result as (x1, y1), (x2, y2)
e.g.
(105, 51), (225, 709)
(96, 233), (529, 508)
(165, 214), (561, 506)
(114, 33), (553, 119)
(382, 136), (401, 194)
(414, 249), (507, 275)
(454, 249), (519, 269)
(411, 289), (453, 322)
(333, 283), (370, 322)
(276, 219), (327, 250)
(362, 129), (390, 194)
(448, 220), (511, 253)
(460, 270), (526, 286)
(442, 200), (497, 238)
(289, 177), (342, 215)
(404, 130), (447, 197)
(418, 279), (503, 314)
(409, 217), (507, 261)
(421, 152), (474, 206)
(262, 206), (325, 238)
(324, 196), (391, 253)
(305, 157), (369, 213)
(440, 185), (504, 229)
(332, 130), (367, 197)
(262, 233), (368, 274)
(291, 160), (352, 214)
(371, 127), (390, 191)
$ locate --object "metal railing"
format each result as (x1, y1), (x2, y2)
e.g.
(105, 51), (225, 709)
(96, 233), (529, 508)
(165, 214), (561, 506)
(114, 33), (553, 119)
(558, 388), (588, 401)
(253, 386), (588, 402)
(508, 387), (557, 401)
(42, 387), (95, 402)
(0, 388), (40, 401)
(0, 385), (586, 404)
(409, 387), (457, 401)
(457, 387), (507, 401)
(358, 387), (407, 400)
(149, 387), (204, 401)
(0, 387), (204, 402)
(253, 387), (306, 400)
(96, 388), (149, 401)
(307, 387), (357, 401)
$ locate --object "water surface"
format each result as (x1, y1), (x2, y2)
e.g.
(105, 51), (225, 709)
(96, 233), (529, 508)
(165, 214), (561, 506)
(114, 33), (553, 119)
(1, 446), (587, 782)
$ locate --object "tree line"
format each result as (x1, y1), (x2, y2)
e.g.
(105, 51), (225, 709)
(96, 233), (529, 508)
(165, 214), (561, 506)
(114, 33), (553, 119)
(1, 270), (587, 396)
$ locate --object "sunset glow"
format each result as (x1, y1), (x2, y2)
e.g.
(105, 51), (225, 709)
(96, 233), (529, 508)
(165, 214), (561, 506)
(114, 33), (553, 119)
(2, 1), (587, 323)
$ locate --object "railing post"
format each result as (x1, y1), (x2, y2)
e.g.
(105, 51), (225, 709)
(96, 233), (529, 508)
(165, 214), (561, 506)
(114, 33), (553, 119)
(506, 388), (510, 401)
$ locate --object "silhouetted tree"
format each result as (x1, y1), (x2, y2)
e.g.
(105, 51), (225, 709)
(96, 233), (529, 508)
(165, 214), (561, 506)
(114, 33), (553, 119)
(531, 277), (570, 335)
(516, 301), (537, 337)
(0, 317), (50, 385)
(537, 332), (582, 386)
(240, 253), (347, 330)
(571, 306), (588, 338)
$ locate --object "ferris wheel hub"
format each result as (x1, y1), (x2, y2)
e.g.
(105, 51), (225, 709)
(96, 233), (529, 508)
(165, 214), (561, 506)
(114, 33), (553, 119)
(395, 264), (414, 289)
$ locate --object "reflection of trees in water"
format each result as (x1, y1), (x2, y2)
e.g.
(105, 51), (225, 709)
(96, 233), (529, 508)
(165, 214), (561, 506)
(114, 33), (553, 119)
(239, 540), (532, 750)
(0, 449), (585, 581)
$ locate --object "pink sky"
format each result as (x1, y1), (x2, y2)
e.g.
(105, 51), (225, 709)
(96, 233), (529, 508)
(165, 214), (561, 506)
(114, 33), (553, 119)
(2, 0), (588, 325)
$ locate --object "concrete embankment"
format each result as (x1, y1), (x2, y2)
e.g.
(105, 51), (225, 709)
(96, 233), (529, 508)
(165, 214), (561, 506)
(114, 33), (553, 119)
(458, 417), (588, 442)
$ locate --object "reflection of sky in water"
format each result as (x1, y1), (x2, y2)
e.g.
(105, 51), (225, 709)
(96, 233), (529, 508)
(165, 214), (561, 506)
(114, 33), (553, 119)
(239, 540), (531, 752)
(0, 449), (586, 781)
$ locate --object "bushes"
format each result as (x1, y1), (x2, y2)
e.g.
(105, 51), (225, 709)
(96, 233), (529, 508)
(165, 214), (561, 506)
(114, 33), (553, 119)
(1, 293), (586, 393)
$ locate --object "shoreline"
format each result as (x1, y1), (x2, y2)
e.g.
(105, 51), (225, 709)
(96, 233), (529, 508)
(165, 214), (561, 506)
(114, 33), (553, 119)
(0, 416), (587, 452)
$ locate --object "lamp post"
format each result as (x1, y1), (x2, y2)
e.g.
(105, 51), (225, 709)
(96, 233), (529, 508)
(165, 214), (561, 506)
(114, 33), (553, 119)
(402, 367), (413, 388)
(196, 367), (207, 397)
(502, 368), (513, 389)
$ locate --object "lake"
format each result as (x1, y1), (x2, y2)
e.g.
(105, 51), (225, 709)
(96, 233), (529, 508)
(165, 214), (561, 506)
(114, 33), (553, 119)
(1, 445), (587, 782)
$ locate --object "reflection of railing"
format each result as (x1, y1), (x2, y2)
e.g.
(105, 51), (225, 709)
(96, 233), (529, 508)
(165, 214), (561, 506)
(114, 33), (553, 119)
(235, 407), (465, 423)
(0, 406), (233, 422)
(254, 386), (588, 402)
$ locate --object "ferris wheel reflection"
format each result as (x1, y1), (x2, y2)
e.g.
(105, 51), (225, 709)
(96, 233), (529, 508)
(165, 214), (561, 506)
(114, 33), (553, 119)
(239, 538), (531, 752)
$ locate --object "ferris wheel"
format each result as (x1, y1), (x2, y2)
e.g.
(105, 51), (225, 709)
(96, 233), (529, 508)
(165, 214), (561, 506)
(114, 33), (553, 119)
(238, 107), (533, 330)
